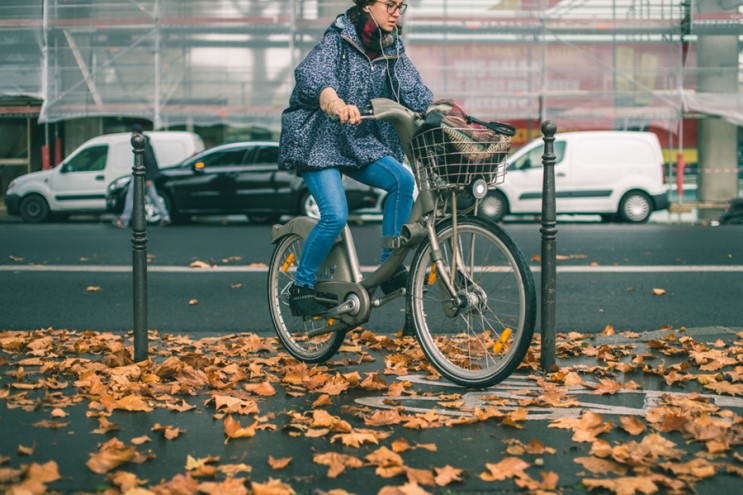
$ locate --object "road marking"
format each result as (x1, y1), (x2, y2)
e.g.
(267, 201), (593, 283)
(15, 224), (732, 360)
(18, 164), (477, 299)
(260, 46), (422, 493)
(355, 374), (743, 420)
(2, 264), (743, 273)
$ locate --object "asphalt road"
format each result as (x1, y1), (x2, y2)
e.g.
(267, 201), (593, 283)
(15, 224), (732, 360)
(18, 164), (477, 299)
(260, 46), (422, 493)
(1, 219), (742, 334)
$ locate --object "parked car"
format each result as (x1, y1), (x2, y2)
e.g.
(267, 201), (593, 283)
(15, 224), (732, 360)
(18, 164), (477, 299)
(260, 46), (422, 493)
(105, 141), (381, 224)
(477, 131), (670, 223)
(720, 197), (743, 225)
(4, 131), (204, 222)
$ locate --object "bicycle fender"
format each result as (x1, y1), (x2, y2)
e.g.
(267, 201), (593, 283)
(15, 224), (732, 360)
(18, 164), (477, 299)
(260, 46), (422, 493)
(271, 216), (318, 244)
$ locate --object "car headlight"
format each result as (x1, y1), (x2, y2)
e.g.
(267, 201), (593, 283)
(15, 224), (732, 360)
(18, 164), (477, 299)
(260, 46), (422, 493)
(6, 178), (17, 193)
(108, 175), (131, 193)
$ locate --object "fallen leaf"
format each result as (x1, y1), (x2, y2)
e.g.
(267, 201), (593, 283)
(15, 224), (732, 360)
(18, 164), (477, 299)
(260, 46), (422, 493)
(223, 416), (258, 443)
(405, 467), (436, 487)
(32, 420), (70, 429)
(86, 438), (138, 474)
(704, 381), (743, 396)
(50, 408), (68, 418)
(268, 456), (292, 470)
(619, 416), (646, 435)
(185, 455), (219, 477)
(243, 381), (276, 396)
(27, 461), (61, 483)
(313, 452), (363, 478)
(434, 465), (464, 486)
(582, 476), (658, 495)
(378, 481), (432, 495)
(130, 435), (151, 445)
(108, 470), (145, 492)
(480, 457), (530, 482)
(17, 444), (35, 455)
(190, 260), (212, 268)
(198, 477), (249, 495)
(331, 429), (381, 448)
(217, 463), (253, 477)
(152, 423), (183, 440)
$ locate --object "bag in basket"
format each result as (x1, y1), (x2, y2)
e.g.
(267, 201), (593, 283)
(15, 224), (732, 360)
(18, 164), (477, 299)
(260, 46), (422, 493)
(412, 99), (516, 185)
(419, 99), (516, 161)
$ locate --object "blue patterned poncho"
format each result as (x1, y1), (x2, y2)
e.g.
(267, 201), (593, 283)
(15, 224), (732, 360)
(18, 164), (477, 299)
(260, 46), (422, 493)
(278, 9), (433, 172)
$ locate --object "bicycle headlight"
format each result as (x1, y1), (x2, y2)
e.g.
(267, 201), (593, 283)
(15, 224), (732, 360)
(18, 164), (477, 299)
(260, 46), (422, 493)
(470, 178), (488, 199)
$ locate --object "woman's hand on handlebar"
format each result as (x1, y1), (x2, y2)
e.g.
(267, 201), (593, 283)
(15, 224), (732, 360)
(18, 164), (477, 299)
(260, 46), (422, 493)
(332, 101), (362, 125)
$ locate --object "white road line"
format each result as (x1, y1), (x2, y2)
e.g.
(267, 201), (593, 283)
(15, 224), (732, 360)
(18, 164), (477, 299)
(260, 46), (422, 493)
(1, 265), (743, 273)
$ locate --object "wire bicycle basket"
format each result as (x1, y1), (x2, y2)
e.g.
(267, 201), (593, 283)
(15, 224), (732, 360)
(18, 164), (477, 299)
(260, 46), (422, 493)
(410, 125), (510, 191)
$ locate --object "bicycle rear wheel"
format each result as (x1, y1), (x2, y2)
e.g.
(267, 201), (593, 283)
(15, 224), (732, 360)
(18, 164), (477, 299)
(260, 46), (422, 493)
(408, 217), (536, 388)
(267, 233), (346, 363)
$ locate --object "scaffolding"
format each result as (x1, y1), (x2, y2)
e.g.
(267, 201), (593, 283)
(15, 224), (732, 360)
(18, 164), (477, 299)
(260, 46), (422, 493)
(0, 1), (741, 135)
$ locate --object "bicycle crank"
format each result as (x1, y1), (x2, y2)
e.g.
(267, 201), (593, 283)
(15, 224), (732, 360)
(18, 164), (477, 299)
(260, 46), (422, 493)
(305, 293), (363, 338)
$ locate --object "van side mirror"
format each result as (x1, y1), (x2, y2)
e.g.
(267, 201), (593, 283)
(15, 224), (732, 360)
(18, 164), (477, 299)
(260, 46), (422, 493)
(193, 161), (205, 173)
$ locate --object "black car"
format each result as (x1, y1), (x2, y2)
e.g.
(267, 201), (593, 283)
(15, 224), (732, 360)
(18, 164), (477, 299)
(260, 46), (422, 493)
(106, 141), (381, 224)
(720, 197), (743, 225)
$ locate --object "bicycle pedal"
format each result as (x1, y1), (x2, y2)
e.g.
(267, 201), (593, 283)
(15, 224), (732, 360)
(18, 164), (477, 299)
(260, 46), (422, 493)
(381, 236), (406, 249)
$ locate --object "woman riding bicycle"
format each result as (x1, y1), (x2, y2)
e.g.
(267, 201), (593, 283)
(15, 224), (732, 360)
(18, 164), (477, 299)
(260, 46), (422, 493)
(278, 0), (433, 316)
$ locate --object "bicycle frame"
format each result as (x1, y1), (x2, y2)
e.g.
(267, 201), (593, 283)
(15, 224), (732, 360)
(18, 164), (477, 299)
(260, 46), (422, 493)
(270, 98), (462, 336)
(269, 98), (536, 388)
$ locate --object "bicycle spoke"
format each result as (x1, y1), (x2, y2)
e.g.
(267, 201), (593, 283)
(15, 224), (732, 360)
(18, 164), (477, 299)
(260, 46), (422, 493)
(409, 217), (536, 388)
(268, 234), (346, 363)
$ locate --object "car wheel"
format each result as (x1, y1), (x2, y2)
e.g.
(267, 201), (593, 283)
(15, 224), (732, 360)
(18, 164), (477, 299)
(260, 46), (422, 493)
(248, 213), (281, 224)
(161, 193), (189, 224)
(19, 195), (50, 223)
(477, 191), (507, 222)
(619, 191), (651, 223)
(300, 192), (321, 219)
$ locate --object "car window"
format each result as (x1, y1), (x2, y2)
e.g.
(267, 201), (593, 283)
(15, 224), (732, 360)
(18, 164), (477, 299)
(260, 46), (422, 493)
(200, 148), (249, 168)
(511, 141), (566, 170)
(62, 145), (108, 173)
(253, 146), (279, 164)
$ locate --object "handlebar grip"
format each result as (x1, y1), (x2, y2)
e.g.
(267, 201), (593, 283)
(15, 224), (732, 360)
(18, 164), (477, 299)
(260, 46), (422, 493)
(329, 107), (375, 123)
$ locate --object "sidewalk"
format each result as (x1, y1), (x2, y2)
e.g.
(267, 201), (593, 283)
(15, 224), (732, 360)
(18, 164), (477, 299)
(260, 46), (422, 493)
(1, 326), (741, 494)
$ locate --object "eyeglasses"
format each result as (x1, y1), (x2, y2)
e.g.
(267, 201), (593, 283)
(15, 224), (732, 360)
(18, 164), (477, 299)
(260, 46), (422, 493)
(375, 1), (408, 15)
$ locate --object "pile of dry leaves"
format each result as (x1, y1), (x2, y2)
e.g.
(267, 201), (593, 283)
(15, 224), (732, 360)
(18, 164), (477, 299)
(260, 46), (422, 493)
(0, 326), (741, 494)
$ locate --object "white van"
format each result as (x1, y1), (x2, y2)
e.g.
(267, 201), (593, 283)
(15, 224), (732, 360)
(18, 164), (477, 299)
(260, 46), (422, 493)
(4, 131), (204, 222)
(479, 131), (670, 223)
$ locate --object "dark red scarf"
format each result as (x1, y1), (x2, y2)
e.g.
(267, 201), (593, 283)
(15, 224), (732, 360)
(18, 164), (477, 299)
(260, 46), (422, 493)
(348, 6), (397, 59)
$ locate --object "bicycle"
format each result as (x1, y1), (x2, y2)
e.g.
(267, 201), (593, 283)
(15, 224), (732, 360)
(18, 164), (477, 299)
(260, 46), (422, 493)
(267, 98), (536, 388)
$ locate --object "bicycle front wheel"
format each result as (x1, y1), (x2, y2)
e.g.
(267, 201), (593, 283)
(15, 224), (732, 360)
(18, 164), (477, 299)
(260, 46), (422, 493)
(408, 217), (536, 388)
(267, 233), (346, 363)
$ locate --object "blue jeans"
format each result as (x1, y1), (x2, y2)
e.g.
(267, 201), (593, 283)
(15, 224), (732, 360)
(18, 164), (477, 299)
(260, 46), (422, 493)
(120, 179), (171, 225)
(294, 156), (415, 288)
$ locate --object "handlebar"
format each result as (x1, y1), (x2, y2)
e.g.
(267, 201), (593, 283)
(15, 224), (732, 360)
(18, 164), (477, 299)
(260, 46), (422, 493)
(328, 99), (423, 163)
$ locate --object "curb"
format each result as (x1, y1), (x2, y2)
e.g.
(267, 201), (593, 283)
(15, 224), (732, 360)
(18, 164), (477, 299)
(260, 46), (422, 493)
(587, 325), (742, 346)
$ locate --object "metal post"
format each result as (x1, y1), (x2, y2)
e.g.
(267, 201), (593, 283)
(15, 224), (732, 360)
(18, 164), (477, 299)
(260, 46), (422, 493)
(540, 121), (557, 372)
(130, 134), (149, 362)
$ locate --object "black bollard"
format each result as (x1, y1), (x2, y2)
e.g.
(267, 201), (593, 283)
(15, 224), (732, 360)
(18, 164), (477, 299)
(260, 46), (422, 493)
(130, 134), (149, 362)
(539, 121), (557, 372)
